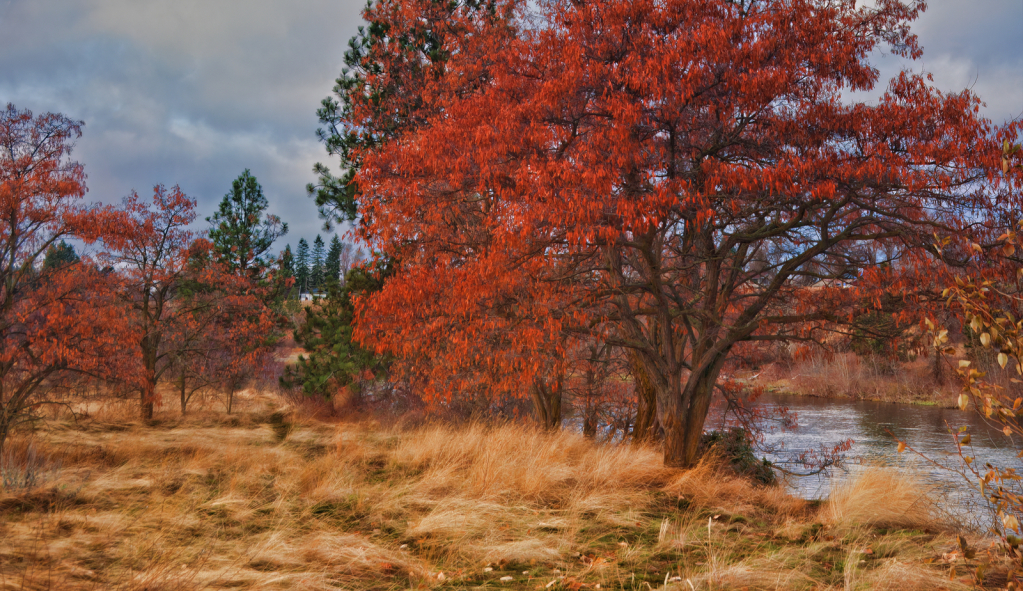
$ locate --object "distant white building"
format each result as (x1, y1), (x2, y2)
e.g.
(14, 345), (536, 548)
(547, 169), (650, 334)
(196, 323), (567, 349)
(299, 292), (325, 302)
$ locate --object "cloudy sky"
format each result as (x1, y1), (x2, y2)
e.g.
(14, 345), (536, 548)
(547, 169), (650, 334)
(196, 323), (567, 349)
(1, 1), (1022, 249)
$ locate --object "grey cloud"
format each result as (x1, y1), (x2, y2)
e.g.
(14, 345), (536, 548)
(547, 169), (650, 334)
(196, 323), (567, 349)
(0, 0), (1021, 250)
(859, 1), (1023, 121)
(0, 0), (364, 245)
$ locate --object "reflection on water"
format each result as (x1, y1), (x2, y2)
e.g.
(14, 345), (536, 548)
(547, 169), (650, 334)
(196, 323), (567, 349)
(708, 393), (1022, 518)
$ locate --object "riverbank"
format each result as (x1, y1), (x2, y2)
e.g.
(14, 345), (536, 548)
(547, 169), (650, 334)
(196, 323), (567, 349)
(746, 352), (963, 408)
(1, 393), (1005, 590)
(761, 380), (958, 407)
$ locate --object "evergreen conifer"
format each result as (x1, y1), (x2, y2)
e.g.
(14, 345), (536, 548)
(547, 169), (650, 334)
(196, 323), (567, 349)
(295, 238), (310, 293)
(310, 235), (325, 291)
(326, 235), (343, 285)
(206, 169), (287, 276)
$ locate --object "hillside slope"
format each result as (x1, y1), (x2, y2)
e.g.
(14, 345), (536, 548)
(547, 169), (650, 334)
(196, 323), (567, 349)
(0, 394), (981, 590)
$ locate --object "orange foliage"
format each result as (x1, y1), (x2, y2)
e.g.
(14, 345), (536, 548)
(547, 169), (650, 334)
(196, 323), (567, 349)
(0, 103), (283, 442)
(98, 185), (279, 419)
(332, 0), (1019, 465)
(0, 104), (124, 454)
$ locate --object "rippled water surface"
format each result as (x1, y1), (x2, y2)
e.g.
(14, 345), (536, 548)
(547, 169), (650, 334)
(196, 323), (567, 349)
(711, 393), (1022, 518)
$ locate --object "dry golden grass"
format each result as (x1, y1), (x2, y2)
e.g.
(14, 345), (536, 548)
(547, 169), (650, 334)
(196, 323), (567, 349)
(663, 452), (806, 518)
(0, 392), (991, 590)
(823, 468), (936, 531)
(769, 352), (961, 407)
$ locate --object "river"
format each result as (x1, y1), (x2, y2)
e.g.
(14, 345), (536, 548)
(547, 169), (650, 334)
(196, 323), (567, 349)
(709, 392), (1022, 523)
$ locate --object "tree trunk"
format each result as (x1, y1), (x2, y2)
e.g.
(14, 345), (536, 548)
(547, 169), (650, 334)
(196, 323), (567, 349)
(140, 333), (158, 420)
(582, 364), (597, 438)
(932, 348), (944, 385)
(0, 421), (9, 465)
(659, 355), (728, 468)
(629, 350), (657, 443)
(529, 376), (562, 430)
(226, 388), (235, 415)
(678, 373), (717, 467)
(179, 369), (188, 416)
(141, 382), (155, 420)
(661, 412), (688, 468)
(583, 410), (598, 439)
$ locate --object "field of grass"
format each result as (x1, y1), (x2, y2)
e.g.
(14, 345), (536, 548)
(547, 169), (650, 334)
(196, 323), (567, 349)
(0, 391), (1001, 590)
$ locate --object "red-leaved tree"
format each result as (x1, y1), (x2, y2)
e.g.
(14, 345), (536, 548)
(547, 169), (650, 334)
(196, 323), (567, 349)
(0, 104), (123, 455)
(101, 185), (279, 419)
(326, 0), (1019, 466)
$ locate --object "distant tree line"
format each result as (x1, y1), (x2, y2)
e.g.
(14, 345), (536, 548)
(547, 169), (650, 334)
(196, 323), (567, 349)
(282, 234), (363, 296)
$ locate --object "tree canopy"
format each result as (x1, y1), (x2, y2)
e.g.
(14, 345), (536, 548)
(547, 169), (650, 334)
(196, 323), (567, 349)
(207, 169), (288, 277)
(281, 261), (391, 399)
(0, 104), (124, 454)
(310, 235), (326, 291)
(42, 240), (80, 270)
(295, 238), (311, 293)
(319, 0), (1022, 466)
(326, 235), (344, 286)
(100, 185), (283, 419)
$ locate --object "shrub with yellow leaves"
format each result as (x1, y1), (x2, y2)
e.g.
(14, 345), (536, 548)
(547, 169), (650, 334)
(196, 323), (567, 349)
(912, 218), (1023, 584)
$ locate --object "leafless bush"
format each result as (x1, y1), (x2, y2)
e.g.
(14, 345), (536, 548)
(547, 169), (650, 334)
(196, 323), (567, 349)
(1, 439), (61, 492)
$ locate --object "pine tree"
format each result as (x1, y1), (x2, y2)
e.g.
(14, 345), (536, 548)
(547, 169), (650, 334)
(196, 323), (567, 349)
(310, 235), (325, 291)
(42, 240), (80, 271)
(207, 170), (288, 277)
(295, 238), (310, 294)
(326, 235), (343, 286)
(281, 244), (295, 278)
(280, 244), (297, 298)
(281, 261), (392, 398)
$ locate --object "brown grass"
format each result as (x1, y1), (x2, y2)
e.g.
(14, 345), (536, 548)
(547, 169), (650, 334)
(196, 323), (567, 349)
(663, 452), (806, 518)
(768, 352), (960, 407)
(823, 468), (936, 531)
(0, 392), (990, 590)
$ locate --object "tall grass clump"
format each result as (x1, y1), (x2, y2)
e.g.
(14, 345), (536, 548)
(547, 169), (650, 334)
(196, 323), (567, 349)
(1, 438), (60, 492)
(823, 468), (936, 530)
(390, 422), (670, 502)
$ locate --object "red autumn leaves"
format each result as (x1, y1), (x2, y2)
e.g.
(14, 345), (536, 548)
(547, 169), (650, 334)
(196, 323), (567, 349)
(0, 104), (282, 454)
(100, 185), (281, 419)
(334, 0), (1022, 466)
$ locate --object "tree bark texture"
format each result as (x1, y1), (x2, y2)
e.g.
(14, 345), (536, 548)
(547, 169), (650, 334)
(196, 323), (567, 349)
(629, 350), (658, 443)
(529, 375), (562, 430)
